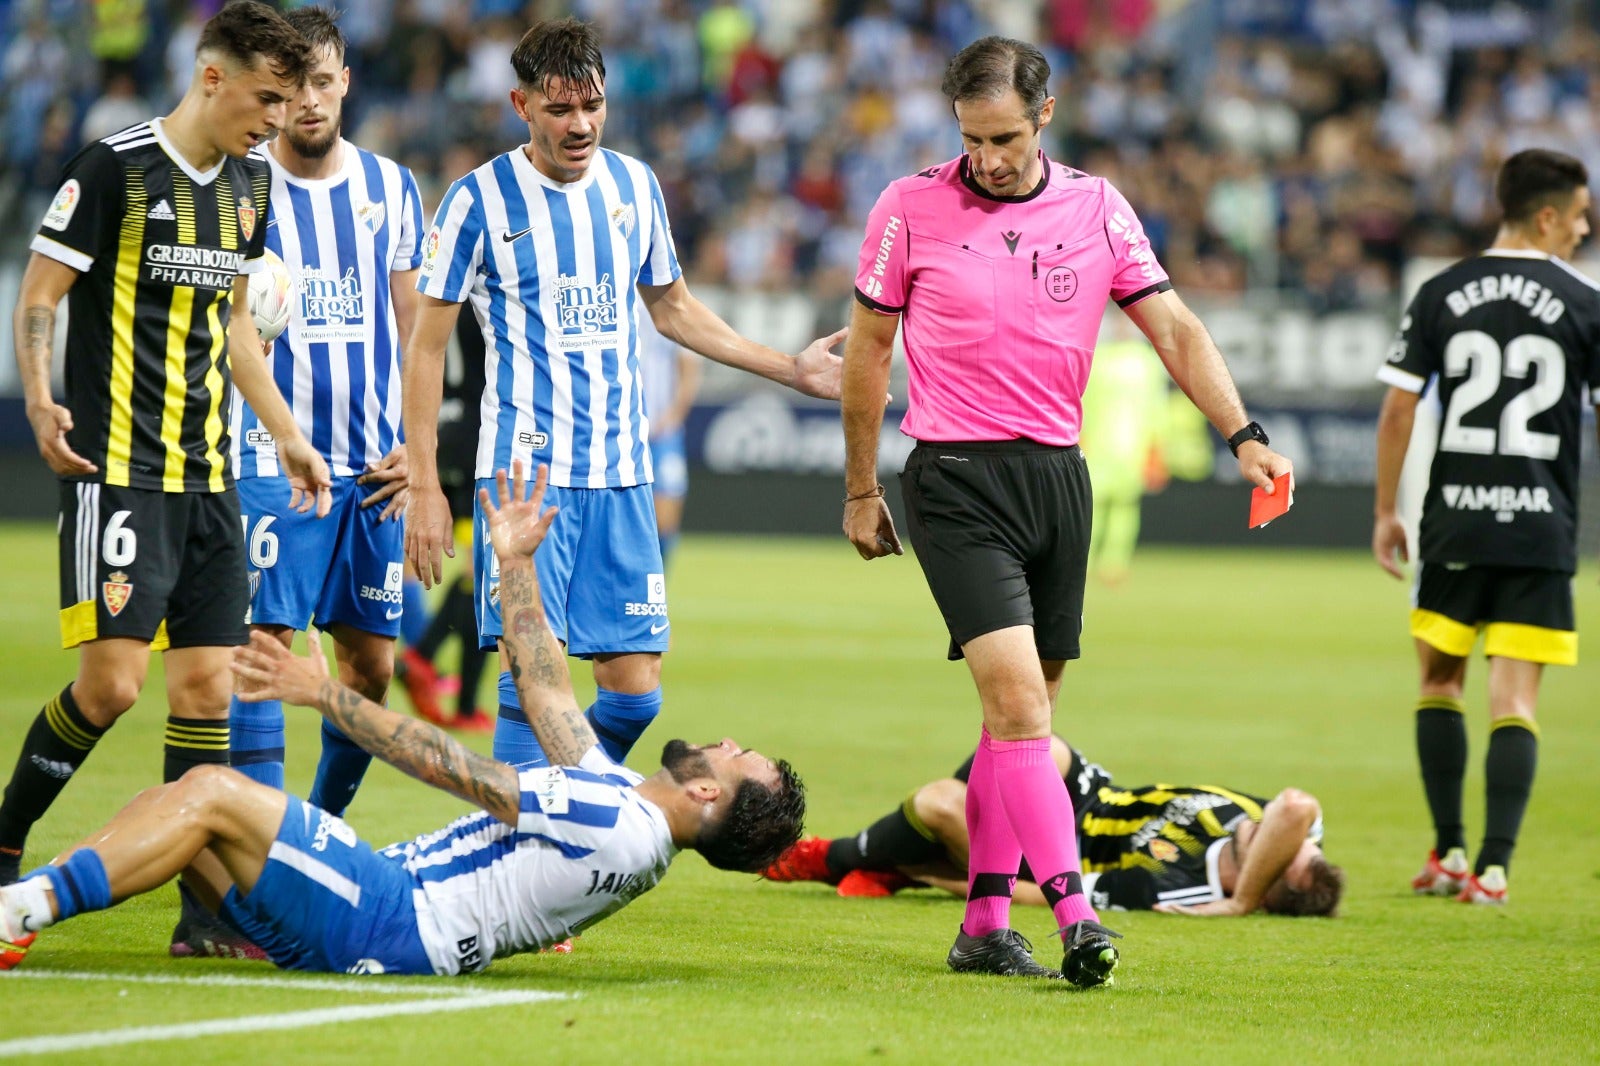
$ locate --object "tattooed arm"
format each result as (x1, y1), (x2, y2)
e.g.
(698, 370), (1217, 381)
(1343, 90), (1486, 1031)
(478, 464), (602, 767)
(498, 559), (599, 767)
(310, 677), (522, 825)
(14, 253), (96, 476)
(232, 632), (522, 826)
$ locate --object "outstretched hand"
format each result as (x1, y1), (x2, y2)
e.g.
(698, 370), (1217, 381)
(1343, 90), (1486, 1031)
(478, 461), (559, 563)
(791, 327), (848, 400)
(232, 629), (332, 708)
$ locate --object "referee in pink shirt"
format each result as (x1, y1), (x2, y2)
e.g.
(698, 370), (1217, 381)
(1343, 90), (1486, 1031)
(840, 36), (1293, 986)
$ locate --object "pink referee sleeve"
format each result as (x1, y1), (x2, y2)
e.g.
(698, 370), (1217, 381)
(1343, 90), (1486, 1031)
(854, 183), (909, 313)
(1103, 181), (1171, 308)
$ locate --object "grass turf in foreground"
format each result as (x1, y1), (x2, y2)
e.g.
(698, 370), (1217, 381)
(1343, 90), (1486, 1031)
(0, 525), (1595, 1063)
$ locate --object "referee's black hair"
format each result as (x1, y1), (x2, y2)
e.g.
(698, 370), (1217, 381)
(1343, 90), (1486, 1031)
(200, 1), (314, 85)
(1497, 149), (1589, 225)
(696, 760), (806, 873)
(511, 17), (606, 100)
(941, 36), (1051, 126)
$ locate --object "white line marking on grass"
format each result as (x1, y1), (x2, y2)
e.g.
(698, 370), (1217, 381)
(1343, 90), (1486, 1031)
(0, 989), (570, 1058)
(2, 969), (477, 996)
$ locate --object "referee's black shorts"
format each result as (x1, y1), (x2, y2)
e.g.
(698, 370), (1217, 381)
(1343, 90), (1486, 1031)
(899, 439), (1091, 662)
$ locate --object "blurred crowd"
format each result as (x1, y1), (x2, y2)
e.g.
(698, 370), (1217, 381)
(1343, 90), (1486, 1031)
(3, 0), (1599, 314)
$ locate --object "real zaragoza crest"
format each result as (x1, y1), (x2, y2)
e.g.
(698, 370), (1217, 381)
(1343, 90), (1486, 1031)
(237, 196), (257, 240)
(103, 571), (133, 617)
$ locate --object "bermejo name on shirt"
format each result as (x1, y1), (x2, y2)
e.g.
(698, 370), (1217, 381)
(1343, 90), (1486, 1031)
(1443, 273), (1565, 324)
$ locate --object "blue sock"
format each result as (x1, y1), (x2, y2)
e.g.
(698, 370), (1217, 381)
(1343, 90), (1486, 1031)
(228, 694), (284, 789)
(307, 719), (372, 817)
(400, 578), (429, 647)
(36, 849), (112, 920)
(586, 686), (662, 762)
(492, 671), (548, 767)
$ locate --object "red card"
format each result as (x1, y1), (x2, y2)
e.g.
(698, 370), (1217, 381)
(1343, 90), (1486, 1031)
(1248, 473), (1293, 528)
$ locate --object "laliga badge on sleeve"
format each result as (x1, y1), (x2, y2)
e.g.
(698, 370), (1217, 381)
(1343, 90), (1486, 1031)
(1248, 473), (1293, 529)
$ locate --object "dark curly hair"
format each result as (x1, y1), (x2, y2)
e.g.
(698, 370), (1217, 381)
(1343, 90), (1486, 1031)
(694, 759), (806, 873)
(511, 17), (605, 100)
(199, 1), (314, 85)
(1262, 854), (1346, 917)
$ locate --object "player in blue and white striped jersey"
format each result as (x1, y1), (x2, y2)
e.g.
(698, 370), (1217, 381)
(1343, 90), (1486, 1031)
(227, 9), (424, 817)
(403, 18), (848, 772)
(0, 463), (806, 975)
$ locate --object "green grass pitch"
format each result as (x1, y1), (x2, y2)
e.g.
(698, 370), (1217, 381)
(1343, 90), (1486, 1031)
(0, 521), (1597, 1063)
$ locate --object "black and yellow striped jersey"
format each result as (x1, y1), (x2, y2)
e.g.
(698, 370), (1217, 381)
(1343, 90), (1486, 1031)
(1380, 252), (1600, 572)
(1077, 783), (1272, 910)
(31, 119), (270, 493)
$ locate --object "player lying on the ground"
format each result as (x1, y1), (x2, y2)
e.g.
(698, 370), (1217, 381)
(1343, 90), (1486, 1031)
(0, 464), (804, 974)
(763, 737), (1342, 917)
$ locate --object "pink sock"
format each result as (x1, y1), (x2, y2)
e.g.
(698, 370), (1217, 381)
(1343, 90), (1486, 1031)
(962, 728), (1021, 938)
(987, 733), (1098, 933)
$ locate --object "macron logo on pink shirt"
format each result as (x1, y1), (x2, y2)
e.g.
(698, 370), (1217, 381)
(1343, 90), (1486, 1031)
(864, 215), (902, 301)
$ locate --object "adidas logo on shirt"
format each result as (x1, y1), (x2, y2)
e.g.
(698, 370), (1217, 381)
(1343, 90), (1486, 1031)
(147, 198), (176, 221)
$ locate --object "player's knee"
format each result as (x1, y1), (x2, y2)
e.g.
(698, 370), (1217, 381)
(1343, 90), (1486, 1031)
(593, 652), (662, 693)
(173, 764), (240, 805)
(913, 779), (966, 842)
(337, 644), (395, 702)
(72, 674), (144, 725)
(167, 671), (233, 718)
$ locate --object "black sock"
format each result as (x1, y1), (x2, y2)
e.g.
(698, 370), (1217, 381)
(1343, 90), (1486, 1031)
(825, 796), (946, 877)
(164, 715), (231, 782)
(1479, 719), (1538, 875)
(458, 640), (489, 718)
(0, 686), (107, 851)
(1416, 699), (1467, 855)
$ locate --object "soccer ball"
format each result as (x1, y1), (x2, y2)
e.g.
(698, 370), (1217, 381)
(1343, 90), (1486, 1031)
(247, 248), (294, 344)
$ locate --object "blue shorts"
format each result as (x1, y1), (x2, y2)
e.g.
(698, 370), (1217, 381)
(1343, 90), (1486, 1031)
(219, 796), (433, 975)
(473, 480), (668, 656)
(652, 429), (689, 502)
(237, 475), (406, 637)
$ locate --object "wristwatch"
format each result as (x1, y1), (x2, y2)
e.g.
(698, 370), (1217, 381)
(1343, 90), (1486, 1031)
(1226, 421), (1269, 457)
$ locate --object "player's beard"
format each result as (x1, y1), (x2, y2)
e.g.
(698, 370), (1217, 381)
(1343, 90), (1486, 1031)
(284, 118), (341, 161)
(661, 739), (714, 784)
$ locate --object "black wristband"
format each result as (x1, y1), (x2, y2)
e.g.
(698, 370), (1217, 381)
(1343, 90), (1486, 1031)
(1227, 421), (1268, 457)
